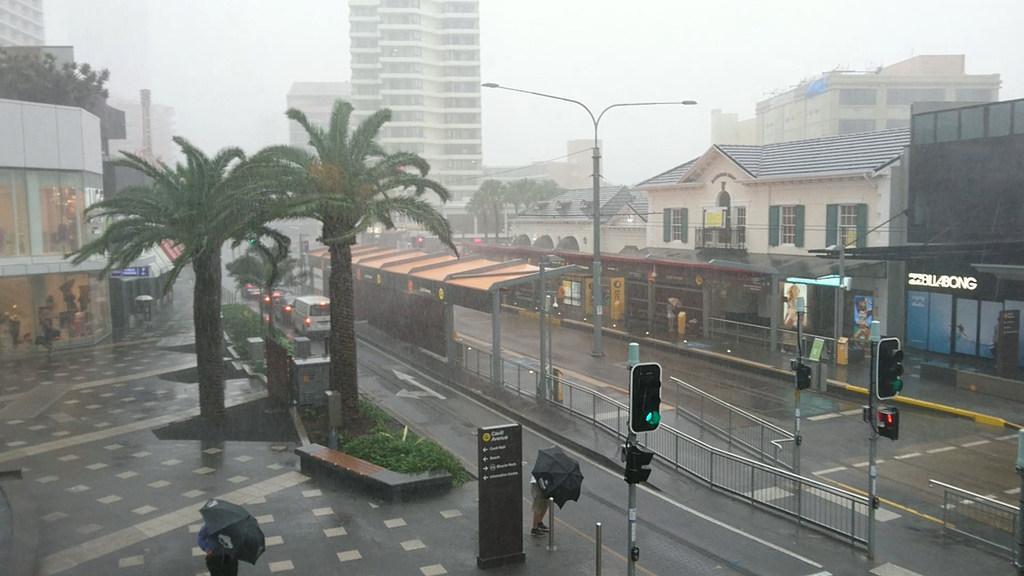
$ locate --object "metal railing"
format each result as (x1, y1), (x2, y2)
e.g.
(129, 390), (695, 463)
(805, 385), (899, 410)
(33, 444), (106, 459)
(707, 317), (837, 357)
(696, 227), (747, 250)
(930, 479), (1019, 559)
(670, 377), (795, 470)
(454, 339), (869, 546)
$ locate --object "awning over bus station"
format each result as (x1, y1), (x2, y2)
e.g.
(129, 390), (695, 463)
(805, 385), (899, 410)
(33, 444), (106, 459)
(349, 246), (580, 385)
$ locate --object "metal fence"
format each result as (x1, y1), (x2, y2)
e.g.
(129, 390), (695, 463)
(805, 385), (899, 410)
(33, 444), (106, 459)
(707, 317), (836, 358)
(455, 339), (869, 546)
(930, 479), (1020, 559)
(669, 377), (795, 470)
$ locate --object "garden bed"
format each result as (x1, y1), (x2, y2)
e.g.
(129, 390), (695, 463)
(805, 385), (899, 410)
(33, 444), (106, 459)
(299, 398), (468, 487)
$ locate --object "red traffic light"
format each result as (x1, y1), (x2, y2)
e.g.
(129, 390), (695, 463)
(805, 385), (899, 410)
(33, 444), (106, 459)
(877, 406), (899, 441)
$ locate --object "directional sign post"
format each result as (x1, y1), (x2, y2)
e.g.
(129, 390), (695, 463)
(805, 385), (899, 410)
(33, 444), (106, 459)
(477, 423), (525, 569)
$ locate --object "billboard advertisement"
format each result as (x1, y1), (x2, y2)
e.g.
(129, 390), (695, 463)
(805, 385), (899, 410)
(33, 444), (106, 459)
(852, 294), (874, 343)
(782, 283), (808, 329)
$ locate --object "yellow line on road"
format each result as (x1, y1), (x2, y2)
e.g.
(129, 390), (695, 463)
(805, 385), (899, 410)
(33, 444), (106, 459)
(817, 476), (945, 525)
(833, 380), (1019, 430)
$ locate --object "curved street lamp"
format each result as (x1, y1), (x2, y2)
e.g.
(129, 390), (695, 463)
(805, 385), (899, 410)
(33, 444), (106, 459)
(483, 82), (696, 356)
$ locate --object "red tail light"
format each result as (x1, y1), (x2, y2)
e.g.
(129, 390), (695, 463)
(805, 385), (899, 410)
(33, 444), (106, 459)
(263, 295), (271, 303)
(284, 305), (293, 312)
(305, 317), (312, 326)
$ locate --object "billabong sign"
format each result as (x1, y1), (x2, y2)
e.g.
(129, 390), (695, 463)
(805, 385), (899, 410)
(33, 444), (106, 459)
(907, 273), (977, 291)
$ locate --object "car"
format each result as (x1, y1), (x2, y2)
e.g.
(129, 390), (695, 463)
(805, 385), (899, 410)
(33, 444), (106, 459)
(292, 295), (330, 338)
(242, 283), (261, 299)
(274, 293), (295, 324)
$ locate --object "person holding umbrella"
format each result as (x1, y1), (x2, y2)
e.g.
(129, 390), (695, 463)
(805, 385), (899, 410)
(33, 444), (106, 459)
(198, 499), (266, 575)
(198, 522), (238, 576)
(530, 446), (584, 537)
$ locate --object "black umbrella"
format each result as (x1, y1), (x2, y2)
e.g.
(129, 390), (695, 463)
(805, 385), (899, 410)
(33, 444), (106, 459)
(200, 499), (266, 565)
(531, 447), (584, 508)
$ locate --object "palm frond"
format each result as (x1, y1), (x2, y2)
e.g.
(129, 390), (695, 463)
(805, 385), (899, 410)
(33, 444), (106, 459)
(286, 108), (328, 159)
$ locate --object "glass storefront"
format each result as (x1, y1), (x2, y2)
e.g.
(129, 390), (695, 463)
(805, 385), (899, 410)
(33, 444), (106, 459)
(0, 169), (99, 257)
(0, 273), (110, 353)
(906, 286), (1024, 367)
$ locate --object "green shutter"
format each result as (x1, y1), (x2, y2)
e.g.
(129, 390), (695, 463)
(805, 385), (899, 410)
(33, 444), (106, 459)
(794, 205), (805, 247)
(680, 208), (688, 243)
(826, 204), (838, 248)
(768, 206), (780, 247)
(856, 203), (868, 248)
(663, 209), (672, 243)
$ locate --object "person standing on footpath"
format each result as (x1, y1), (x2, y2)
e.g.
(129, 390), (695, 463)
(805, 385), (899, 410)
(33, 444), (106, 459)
(198, 522), (239, 576)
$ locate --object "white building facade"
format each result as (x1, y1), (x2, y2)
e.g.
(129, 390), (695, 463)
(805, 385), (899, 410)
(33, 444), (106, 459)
(0, 0), (44, 47)
(0, 98), (111, 354)
(348, 0), (482, 204)
(640, 129), (909, 339)
(712, 55), (1000, 146)
(508, 186), (647, 255)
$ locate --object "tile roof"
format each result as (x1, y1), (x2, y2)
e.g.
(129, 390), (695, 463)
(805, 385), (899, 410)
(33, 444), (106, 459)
(515, 185), (632, 223)
(639, 128), (910, 187)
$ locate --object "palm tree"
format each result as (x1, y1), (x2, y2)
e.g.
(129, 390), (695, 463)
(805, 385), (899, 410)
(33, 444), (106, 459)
(468, 180), (506, 241)
(225, 237), (297, 358)
(71, 137), (281, 418)
(242, 100), (455, 434)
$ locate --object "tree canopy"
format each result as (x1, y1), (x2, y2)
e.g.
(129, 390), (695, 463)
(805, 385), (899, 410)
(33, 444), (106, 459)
(0, 48), (109, 109)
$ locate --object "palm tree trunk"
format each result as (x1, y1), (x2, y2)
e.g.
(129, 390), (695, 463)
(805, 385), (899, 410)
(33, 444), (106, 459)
(193, 251), (225, 418)
(327, 234), (359, 433)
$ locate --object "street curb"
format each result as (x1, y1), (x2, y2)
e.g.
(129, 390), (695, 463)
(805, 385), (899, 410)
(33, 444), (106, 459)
(527, 307), (1022, 431)
(825, 379), (1022, 431)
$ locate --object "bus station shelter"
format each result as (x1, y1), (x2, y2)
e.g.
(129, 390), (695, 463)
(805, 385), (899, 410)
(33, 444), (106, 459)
(350, 246), (579, 389)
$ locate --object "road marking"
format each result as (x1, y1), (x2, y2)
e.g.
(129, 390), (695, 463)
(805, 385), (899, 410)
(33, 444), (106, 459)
(893, 452), (921, 460)
(0, 391), (267, 464)
(807, 413), (841, 422)
(748, 487), (792, 502)
(870, 561), (925, 576)
(39, 471), (309, 575)
(805, 572), (832, 576)
(1004, 487), (1020, 495)
(359, 336), (827, 570)
(997, 433), (1018, 440)
(853, 461), (869, 468)
(960, 440), (990, 447)
(925, 446), (957, 454)
(839, 408), (862, 416)
(392, 369), (446, 400)
(812, 466), (847, 476)
(819, 477), (943, 525)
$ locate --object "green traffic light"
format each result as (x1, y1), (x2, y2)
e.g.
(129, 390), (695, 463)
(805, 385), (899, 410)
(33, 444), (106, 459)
(893, 377), (903, 392)
(645, 411), (660, 426)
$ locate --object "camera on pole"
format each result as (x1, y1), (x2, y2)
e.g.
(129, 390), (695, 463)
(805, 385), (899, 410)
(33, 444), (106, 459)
(629, 362), (662, 434)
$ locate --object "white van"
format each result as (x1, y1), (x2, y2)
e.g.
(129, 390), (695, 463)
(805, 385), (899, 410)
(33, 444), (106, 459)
(292, 296), (330, 337)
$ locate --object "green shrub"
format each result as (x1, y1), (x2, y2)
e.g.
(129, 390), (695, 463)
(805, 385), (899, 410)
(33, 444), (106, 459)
(339, 399), (468, 485)
(221, 303), (289, 360)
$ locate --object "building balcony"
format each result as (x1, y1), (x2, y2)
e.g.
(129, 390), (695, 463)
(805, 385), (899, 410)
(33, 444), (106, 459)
(696, 227), (747, 252)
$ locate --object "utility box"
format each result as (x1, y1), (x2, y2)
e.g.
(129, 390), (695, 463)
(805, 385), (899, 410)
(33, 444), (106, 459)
(836, 337), (849, 366)
(293, 336), (312, 358)
(290, 356), (330, 406)
(246, 337), (264, 363)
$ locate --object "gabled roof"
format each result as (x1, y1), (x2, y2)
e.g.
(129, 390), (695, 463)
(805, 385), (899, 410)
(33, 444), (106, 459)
(515, 185), (631, 223)
(639, 128), (910, 187)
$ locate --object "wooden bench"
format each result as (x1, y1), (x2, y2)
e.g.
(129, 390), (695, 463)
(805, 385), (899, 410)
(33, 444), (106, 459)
(295, 444), (452, 502)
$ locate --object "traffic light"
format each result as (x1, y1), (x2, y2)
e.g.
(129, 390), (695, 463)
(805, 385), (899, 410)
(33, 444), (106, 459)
(791, 359), (812, 390)
(629, 362), (662, 433)
(624, 444), (654, 484)
(877, 406), (900, 440)
(876, 337), (904, 400)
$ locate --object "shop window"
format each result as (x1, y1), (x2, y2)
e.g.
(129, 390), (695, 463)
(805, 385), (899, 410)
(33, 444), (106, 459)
(33, 171), (84, 255)
(0, 169), (29, 257)
(560, 279), (583, 306)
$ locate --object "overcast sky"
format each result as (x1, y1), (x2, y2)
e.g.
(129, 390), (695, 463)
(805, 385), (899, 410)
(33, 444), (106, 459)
(46, 0), (1024, 185)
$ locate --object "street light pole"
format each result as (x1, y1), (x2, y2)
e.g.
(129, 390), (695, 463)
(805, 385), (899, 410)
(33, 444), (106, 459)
(482, 82), (695, 357)
(868, 320), (880, 560)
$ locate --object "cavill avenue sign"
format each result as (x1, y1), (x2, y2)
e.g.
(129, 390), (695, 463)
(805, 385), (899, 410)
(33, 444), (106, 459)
(907, 273), (978, 291)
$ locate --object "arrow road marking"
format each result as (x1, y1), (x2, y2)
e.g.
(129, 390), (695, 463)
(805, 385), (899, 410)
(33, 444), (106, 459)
(392, 369), (446, 400)
(396, 389), (433, 399)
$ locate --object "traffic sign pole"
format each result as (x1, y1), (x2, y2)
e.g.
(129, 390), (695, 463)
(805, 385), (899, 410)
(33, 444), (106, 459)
(868, 320), (880, 560)
(626, 342), (638, 576)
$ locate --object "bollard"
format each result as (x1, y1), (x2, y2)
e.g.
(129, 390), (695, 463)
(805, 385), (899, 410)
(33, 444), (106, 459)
(547, 497), (556, 551)
(595, 522), (602, 576)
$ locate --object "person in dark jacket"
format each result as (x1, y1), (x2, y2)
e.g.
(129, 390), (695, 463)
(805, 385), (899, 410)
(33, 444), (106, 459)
(198, 523), (239, 576)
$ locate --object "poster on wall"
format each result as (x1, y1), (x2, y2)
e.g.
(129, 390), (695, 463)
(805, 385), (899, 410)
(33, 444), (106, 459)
(852, 295), (874, 343)
(782, 283), (808, 329)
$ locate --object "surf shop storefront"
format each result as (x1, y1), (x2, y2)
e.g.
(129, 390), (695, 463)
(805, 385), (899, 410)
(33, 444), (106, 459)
(904, 263), (1024, 367)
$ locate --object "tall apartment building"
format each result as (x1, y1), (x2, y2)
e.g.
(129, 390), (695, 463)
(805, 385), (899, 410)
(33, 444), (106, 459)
(712, 55), (1000, 145)
(347, 0), (482, 205)
(0, 0), (44, 47)
(286, 82), (352, 151)
(108, 89), (178, 165)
